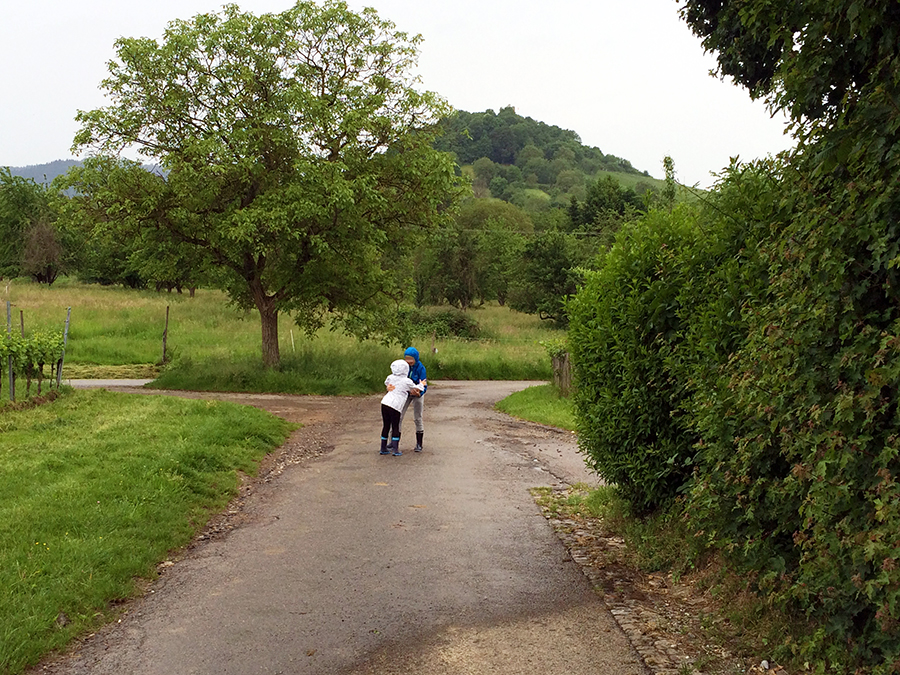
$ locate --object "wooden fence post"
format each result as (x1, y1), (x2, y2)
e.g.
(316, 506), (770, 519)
(161, 305), (170, 364)
(56, 308), (71, 389)
(552, 351), (572, 397)
(6, 301), (13, 402)
(20, 309), (27, 398)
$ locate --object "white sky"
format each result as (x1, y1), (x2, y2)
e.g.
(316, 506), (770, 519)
(0, 0), (793, 188)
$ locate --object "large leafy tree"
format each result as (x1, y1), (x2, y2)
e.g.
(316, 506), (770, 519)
(413, 199), (531, 309)
(0, 169), (51, 280)
(678, 0), (900, 132)
(61, 159), (210, 293)
(567, 175), (642, 230)
(508, 230), (580, 325)
(457, 200), (531, 306)
(70, 1), (463, 366)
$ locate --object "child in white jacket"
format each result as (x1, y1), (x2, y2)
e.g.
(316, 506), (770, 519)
(380, 359), (424, 456)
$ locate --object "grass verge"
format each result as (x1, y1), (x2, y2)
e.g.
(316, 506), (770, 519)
(152, 346), (395, 395)
(494, 383), (574, 430)
(0, 389), (293, 674)
(497, 374), (811, 671)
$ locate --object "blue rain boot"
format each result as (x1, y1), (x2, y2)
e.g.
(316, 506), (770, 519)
(380, 437), (390, 455)
(391, 437), (402, 456)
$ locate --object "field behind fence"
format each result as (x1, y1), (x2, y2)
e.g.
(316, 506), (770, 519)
(2, 279), (559, 395)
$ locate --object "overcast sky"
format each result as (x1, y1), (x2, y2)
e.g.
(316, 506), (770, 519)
(0, 0), (793, 188)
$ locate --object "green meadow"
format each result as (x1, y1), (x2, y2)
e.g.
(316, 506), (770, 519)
(494, 383), (576, 431)
(2, 279), (559, 395)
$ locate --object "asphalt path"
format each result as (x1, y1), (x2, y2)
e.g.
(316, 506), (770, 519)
(42, 381), (646, 674)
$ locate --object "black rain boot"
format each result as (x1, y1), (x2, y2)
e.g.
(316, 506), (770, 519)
(415, 431), (423, 452)
(391, 437), (402, 456)
(380, 437), (390, 455)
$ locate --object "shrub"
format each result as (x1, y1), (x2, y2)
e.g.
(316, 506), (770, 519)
(568, 161), (782, 515)
(572, 151), (900, 670)
(397, 306), (480, 341)
(568, 204), (702, 514)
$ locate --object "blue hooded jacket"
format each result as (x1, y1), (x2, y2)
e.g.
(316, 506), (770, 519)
(404, 347), (427, 395)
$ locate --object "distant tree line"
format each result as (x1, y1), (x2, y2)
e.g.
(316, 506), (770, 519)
(2, 162), (670, 336)
(413, 159), (676, 324)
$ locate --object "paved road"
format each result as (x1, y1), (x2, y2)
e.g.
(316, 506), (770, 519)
(66, 379), (155, 388)
(41, 381), (646, 674)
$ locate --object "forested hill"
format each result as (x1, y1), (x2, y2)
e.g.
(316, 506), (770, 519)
(434, 106), (660, 209)
(436, 106), (648, 177)
(7, 159), (80, 184)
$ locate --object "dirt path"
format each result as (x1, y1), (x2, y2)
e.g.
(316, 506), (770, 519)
(35, 381), (647, 675)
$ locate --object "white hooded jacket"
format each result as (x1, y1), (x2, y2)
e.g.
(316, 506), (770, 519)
(381, 359), (423, 412)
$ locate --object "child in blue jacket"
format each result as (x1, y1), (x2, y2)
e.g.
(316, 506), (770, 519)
(399, 347), (427, 452)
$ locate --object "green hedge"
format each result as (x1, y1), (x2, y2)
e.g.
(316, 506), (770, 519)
(686, 157), (900, 668)
(568, 205), (701, 514)
(569, 155), (900, 671)
(569, 163), (778, 514)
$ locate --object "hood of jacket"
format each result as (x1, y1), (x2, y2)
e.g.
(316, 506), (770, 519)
(404, 347), (420, 364)
(390, 359), (410, 378)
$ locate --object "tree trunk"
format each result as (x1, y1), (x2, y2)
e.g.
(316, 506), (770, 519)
(255, 293), (280, 368)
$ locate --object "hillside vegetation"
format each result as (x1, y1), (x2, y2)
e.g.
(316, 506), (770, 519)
(435, 106), (663, 208)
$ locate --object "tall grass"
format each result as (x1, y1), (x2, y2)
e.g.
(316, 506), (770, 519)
(0, 389), (293, 673)
(2, 278), (274, 366)
(154, 341), (397, 395)
(3, 280), (558, 391)
(154, 306), (555, 393)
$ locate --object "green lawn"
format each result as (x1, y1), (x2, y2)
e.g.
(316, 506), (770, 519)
(495, 383), (576, 430)
(0, 390), (293, 673)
